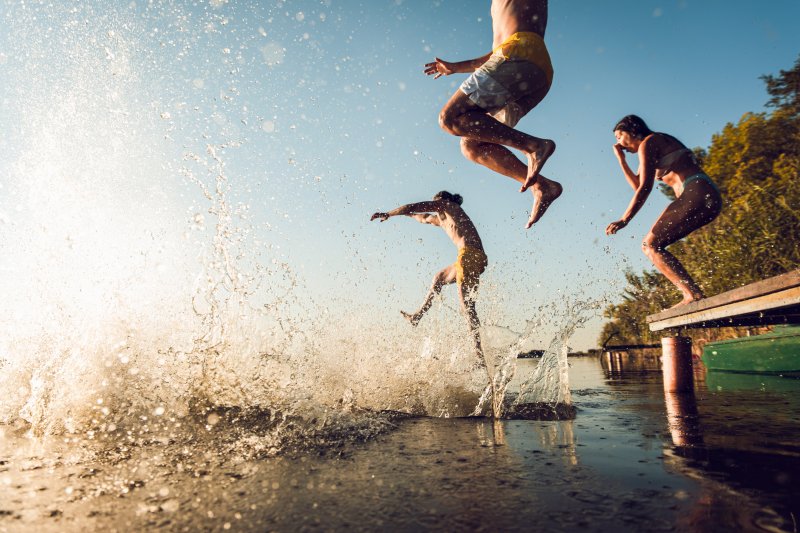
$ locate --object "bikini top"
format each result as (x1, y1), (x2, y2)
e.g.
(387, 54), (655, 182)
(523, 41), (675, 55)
(655, 147), (694, 180)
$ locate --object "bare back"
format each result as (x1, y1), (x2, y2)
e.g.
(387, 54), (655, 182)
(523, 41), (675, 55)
(644, 133), (705, 193)
(435, 202), (484, 251)
(491, 0), (548, 47)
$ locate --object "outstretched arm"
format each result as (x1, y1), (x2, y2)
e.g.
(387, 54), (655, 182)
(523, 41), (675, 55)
(371, 201), (443, 222)
(424, 52), (492, 78)
(606, 141), (655, 235)
(613, 143), (640, 190)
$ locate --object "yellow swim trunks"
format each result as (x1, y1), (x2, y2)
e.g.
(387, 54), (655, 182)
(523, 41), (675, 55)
(455, 246), (488, 285)
(493, 32), (553, 85)
(460, 31), (553, 122)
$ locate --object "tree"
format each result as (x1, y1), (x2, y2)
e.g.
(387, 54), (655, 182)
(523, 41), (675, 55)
(762, 54), (800, 117)
(599, 270), (675, 345)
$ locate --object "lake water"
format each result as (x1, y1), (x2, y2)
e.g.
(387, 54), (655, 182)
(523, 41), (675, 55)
(2, 355), (798, 532)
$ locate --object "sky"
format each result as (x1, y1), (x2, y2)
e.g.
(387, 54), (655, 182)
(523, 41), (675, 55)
(1, 0), (799, 352)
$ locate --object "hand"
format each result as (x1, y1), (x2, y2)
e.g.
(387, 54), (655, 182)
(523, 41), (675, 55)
(605, 219), (628, 235)
(424, 58), (455, 79)
(371, 212), (389, 222)
(613, 143), (626, 160)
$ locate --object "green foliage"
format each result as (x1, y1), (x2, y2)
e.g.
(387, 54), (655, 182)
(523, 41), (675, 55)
(599, 55), (800, 346)
(599, 270), (676, 345)
(762, 54), (800, 117)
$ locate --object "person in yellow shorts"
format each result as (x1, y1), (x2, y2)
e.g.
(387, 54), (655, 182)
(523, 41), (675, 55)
(424, 0), (562, 229)
(371, 191), (488, 368)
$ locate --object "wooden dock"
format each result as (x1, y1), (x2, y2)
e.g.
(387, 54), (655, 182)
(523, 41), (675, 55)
(647, 269), (800, 332)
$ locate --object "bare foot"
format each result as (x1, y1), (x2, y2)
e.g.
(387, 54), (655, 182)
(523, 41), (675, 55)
(520, 139), (556, 193)
(525, 177), (563, 229)
(401, 310), (419, 327)
(667, 295), (703, 310)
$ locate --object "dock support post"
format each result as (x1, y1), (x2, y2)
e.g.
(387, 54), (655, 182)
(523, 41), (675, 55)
(661, 336), (693, 393)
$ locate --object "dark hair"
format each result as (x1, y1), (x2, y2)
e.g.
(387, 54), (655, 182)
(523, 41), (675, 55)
(433, 190), (463, 205)
(613, 115), (653, 139)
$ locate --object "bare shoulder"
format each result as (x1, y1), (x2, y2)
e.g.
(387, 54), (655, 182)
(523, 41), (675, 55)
(639, 134), (662, 157)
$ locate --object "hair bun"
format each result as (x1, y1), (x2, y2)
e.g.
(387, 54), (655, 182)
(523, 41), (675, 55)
(434, 190), (463, 205)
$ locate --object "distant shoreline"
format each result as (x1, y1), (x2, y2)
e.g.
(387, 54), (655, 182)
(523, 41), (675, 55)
(517, 349), (602, 358)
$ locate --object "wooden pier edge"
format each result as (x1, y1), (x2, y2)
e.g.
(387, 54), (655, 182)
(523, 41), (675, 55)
(647, 269), (800, 332)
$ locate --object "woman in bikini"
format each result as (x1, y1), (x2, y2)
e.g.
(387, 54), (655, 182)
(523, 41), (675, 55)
(606, 115), (723, 307)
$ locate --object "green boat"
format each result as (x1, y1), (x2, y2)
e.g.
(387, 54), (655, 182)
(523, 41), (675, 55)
(705, 371), (800, 392)
(702, 325), (800, 375)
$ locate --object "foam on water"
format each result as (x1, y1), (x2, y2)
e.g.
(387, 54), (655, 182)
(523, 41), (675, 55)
(0, 2), (597, 453)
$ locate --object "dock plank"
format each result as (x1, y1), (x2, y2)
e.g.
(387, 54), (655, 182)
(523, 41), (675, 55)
(647, 269), (800, 331)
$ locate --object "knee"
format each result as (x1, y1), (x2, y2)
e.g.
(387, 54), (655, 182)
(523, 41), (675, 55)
(641, 234), (664, 258)
(433, 271), (449, 287)
(459, 282), (478, 302)
(438, 107), (462, 136)
(460, 138), (483, 162)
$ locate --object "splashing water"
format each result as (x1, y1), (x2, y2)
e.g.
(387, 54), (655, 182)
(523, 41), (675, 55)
(470, 297), (603, 419)
(0, 2), (597, 455)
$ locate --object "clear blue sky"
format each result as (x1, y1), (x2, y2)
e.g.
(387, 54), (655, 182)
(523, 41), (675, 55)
(1, 1), (798, 352)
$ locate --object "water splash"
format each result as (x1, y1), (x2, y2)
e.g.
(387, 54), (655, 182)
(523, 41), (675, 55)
(470, 297), (603, 418)
(0, 2), (601, 452)
(514, 298), (602, 406)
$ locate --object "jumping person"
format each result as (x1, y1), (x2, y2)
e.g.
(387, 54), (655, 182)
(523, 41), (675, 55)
(424, 0), (561, 229)
(370, 191), (488, 367)
(606, 115), (723, 308)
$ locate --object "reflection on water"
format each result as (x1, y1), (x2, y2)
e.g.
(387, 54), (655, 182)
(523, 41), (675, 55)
(2, 357), (799, 531)
(600, 349), (662, 375)
(602, 351), (800, 532)
(663, 390), (703, 447)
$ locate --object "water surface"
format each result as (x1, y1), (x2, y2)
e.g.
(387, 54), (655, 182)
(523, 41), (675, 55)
(2, 356), (798, 532)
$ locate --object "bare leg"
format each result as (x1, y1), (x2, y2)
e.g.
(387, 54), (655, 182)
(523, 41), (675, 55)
(440, 90), (555, 193)
(459, 283), (484, 362)
(461, 139), (562, 228)
(644, 243), (705, 306)
(644, 181), (722, 306)
(402, 265), (456, 326)
(458, 276), (497, 418)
